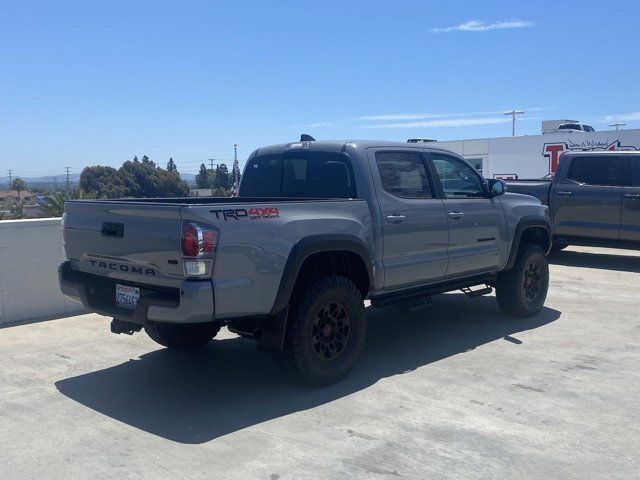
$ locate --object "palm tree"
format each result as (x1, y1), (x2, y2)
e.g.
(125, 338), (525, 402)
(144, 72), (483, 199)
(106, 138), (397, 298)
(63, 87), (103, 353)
(41, 190), (99, 217)
(11, 178), (26, 199)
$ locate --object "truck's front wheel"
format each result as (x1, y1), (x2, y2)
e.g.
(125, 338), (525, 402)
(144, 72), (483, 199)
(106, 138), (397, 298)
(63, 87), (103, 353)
(144, 322), (220, 350)
(275, 275), (367, 386)
(495, 243), (549, 318)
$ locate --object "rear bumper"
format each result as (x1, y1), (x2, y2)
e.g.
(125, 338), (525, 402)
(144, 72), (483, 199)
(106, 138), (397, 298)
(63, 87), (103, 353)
(58, 261), (215, 324)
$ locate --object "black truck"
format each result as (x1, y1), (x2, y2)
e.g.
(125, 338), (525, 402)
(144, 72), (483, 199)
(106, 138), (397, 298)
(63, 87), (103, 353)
(507, 151), (640, 250)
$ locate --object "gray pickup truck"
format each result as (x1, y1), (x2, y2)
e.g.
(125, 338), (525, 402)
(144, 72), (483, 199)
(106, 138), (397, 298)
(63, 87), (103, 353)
(507, 151), (640, 251)
(59, 140), (551, 385)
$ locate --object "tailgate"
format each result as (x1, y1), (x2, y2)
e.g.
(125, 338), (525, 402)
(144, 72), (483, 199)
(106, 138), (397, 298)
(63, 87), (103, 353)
(63, 200), (186, 286)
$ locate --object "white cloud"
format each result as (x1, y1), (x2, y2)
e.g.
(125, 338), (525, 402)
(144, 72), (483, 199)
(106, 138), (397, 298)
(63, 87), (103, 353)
(604, 112), (640, 122)
(362, 117), (512, 129)
(432, 19), (534, 33)
(356, 110), (508, 121)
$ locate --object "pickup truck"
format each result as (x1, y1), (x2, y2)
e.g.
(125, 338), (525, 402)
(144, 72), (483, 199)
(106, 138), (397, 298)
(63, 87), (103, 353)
(507, 151), (640, 251)
(59, 140), (551, 386)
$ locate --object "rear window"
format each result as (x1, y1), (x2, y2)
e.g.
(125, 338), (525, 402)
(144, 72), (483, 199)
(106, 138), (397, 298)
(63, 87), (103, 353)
(567, 156), (623, 186)
(240, 151), (357, 198)
(559, 124), (581, 130)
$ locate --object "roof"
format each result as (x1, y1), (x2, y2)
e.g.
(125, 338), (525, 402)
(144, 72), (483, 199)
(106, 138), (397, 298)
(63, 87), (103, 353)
(564, 150), (640, 155)
(0, 190), (35, 197)
(251, 140), (457, 158)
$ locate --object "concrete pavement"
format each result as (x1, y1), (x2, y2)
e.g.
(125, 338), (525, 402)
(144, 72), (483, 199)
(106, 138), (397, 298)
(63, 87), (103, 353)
(1, 246), (639, 479)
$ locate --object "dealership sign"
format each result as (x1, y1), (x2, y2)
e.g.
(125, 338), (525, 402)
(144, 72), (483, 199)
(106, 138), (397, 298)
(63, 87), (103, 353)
(543, 139), (638, 173)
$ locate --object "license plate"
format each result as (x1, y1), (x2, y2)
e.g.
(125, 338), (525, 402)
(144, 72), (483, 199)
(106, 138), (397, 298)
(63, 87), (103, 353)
(115, 284), (140, 311)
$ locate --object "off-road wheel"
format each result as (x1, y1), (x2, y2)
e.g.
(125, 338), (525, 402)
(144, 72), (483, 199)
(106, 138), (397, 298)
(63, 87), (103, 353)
(275, 275), (366, 387)
(495, 243), (549, 318)
(144, 321), (220, 350)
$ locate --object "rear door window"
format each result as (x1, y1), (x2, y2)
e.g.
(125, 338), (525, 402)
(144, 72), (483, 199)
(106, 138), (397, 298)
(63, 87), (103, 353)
(631, 157), (640, 186)
(375, 151), (433, 198)
(566, 156), (623, 186)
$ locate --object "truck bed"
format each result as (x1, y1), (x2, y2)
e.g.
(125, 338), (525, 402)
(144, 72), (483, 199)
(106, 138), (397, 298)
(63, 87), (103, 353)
(61, 196), (371, 320)
(505, 179), (552, 205)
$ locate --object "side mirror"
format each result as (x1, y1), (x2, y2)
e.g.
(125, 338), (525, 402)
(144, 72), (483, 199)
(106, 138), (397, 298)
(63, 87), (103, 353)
(487, 179), (506, 197)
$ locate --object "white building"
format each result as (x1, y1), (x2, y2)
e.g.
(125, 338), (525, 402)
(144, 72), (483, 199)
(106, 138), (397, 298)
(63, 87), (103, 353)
(434, 121), (640, 179)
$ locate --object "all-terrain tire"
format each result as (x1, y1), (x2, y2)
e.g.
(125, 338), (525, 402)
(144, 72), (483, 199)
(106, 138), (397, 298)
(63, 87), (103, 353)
(495, 243), (549, 318)
(275, 275), (367, 387)
(144, 321), (220, 350)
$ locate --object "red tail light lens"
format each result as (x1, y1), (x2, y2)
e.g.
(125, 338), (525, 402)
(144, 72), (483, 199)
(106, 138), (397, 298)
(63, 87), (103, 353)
(182, 223), (217, 257)
(182, 223), (200, 257)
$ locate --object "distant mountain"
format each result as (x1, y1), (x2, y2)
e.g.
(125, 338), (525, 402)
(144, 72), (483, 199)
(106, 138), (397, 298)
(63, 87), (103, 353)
(0, 171), (197, 189)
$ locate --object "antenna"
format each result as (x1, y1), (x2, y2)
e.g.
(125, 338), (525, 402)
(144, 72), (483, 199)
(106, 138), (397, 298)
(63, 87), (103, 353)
(300, 134), (316, 142)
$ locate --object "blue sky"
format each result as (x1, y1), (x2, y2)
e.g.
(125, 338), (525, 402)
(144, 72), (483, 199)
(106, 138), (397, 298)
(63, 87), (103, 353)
(1, 0), (639, 177)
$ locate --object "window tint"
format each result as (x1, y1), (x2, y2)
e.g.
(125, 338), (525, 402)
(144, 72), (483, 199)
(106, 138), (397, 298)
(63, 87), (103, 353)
(431, 154), (485, 198)
(559, 124), (581, 130)
(566, 156), (622, 186)
(241, 152), (356, 198)
(631, 158), (640, 186)
(375, 152), (433, 198)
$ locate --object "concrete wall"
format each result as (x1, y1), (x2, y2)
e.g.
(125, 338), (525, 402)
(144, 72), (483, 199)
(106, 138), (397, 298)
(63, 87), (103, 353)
(0, 218), (84, 325)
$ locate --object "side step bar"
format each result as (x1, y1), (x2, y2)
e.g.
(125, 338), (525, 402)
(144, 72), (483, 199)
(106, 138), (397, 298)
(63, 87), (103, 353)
(460, 285), (493, 298)
(370, 273), (497, 308)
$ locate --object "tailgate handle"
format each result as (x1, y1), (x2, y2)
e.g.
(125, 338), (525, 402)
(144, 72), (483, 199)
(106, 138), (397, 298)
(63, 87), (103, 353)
(101, 222), (124, 238)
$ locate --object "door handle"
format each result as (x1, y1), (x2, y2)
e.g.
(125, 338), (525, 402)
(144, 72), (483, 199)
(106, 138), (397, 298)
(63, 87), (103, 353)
(624, 193), (640, 199)
(386, 214), (407, 224)
(557, 191), (573, 197)
(448, 211), (465, 219)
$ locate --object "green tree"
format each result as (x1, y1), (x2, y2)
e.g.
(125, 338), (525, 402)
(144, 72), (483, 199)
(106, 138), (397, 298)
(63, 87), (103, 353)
(167, 157), (177, 173)
(119, 160), (161, 197)
(41, 190), (99, 217)
(141, 155), (156, 168)
(157, 169), (189, 197)
(214, 163), (230, 189)
(80, 166), (126, 198)
(10, 199), (24, 219)
(11, 178), (26, 198)
(196, 163), (210, 189)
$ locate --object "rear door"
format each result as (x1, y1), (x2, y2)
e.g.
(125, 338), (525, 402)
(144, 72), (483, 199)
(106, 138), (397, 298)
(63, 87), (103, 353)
(553, 155), (624, 240)
(620, 155), (640, 242)
(427, 152), (507, 277)
(369, 149), (449, 290)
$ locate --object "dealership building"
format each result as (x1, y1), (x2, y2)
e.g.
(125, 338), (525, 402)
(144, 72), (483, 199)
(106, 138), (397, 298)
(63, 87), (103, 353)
(432, 120), (640, 179)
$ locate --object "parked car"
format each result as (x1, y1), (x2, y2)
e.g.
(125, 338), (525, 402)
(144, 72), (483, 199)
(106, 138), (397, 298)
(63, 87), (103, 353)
(59, 140), (551, 385)
(506, 151), (640, 250)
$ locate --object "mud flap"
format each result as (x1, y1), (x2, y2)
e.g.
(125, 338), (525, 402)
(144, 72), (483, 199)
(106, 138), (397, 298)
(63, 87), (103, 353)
(257, 306), (289, 353)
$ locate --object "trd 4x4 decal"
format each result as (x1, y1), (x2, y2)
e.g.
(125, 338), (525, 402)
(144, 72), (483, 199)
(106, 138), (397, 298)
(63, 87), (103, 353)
(210, 207), (280, 220)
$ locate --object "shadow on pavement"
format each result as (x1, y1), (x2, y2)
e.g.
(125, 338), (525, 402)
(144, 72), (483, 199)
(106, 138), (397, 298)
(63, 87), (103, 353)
(55, 294), (559, 444)
(549, 249), (640, 273)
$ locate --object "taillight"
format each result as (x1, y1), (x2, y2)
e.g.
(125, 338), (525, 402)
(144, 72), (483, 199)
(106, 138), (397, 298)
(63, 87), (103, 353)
(203, 230), (216, 253)
(182, 223), (200, 257)
(181, 223), (217, 258)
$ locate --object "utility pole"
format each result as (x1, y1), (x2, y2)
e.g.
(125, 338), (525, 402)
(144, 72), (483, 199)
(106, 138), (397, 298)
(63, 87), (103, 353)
(609, 122), (626, 131)
(233, 144), (237, 163)
(8, 169), (12, 190)
(503, 110), (525, 136)
(65, 167), (70, 193)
